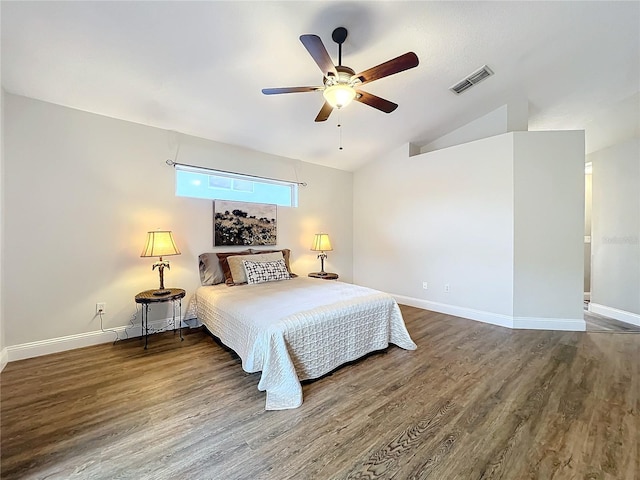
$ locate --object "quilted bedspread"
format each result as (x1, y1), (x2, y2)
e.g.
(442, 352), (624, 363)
(194, 277), (417, 410)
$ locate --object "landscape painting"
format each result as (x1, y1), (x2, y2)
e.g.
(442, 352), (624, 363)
(214, 200), (277, 246)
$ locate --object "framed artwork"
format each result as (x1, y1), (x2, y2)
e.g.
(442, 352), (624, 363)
(213, 200), (277, 246)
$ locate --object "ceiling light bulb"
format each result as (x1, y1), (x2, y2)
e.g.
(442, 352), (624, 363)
(323, 84), (356, 109)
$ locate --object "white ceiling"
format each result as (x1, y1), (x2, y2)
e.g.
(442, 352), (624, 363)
(2, 1), (639, 171)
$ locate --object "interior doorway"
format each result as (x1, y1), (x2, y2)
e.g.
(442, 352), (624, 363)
(583, 162), (640, 333)
(584, 163), (592, 302)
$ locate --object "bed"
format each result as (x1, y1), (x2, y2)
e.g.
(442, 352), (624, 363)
(193, 275), (417, 410)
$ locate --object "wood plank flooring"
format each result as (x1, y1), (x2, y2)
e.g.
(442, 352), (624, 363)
(584, 309), (640, 333)
(1, 306), (638, 480)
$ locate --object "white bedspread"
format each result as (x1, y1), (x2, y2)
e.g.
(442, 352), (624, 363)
(194, 277), (416, 410)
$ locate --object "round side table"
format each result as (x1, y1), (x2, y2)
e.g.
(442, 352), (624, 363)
(134, 288), (186, 349)
(308, 272), (339, 280)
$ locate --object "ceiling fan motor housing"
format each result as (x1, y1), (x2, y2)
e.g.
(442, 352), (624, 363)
(324, 66), (356, 87)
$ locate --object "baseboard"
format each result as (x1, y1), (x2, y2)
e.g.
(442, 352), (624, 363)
(5, 317), (190, 364)
(393, 294), (586, 331)
(393, 295), (514, 328)
(513, 316), (586, 331)
(1, 347), (8, 372)
(588, 303), (640, 327)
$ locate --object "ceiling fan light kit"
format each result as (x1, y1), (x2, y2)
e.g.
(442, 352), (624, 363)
(262, 27), (419, 122)
(323, 84), (356, 109)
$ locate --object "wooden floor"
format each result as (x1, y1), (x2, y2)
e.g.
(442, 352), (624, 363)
(1, 306), (638, 480)
(584, 305), (640, 333)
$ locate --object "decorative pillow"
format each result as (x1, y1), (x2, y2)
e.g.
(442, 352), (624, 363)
(199, 253), (229, 285)
(249, 248), (297, 278)
(215, 250), (253, 285)
(243, 259), (291, 285)
(227, 252), (284, 285)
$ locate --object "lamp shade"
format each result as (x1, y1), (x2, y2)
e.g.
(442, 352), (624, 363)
(140, 230), (181, 257)
(311, 233), (333, 252)
(323, 84), (356, 109)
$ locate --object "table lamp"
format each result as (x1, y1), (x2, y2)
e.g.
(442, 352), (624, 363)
(311, 233), (333, 276)
(141, 230), (181, 295)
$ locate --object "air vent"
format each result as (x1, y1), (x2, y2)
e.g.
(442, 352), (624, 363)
(450, 65), (494, 95)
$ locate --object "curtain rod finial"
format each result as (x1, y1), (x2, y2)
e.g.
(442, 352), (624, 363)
(166, 159), (176, 166)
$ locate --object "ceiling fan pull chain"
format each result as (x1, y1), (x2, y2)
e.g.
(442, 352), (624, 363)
(338, 112), (343, 151)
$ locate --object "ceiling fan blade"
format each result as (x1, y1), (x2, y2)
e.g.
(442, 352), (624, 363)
(262, 86), (321, 95)
(315, 101), (334, 122)
(300, 34), (338, 78)
(355, 90), (398, 113)
(353, 52), (419, 85)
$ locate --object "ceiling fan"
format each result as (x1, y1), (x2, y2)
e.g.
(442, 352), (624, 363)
(262, 27), (419, 122)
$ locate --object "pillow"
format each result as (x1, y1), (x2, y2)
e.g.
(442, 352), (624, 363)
(199, 253), (229, 285)
(249, 248), (297, 278)
(243, 259), (291, 285)
(215, 250), (253, 285)
(227, 252), (285, 285)
(220, 248), (296, 285)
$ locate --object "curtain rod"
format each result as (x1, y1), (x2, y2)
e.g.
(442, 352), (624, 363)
(166, 159), (307, 187)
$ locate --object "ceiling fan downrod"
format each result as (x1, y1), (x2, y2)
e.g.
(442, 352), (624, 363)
(332, 27), (348, 66)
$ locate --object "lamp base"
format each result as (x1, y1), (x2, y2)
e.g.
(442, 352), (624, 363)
(153, 289), (172, 296)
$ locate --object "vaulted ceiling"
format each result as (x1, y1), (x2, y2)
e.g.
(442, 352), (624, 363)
(2, 1), (638, 171)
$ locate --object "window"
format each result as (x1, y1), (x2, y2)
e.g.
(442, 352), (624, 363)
(175, 164), (299, 207)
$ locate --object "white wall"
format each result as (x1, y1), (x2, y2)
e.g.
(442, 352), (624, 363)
(354, 137), (515, 318)
(512, 131), (585, 321)
(589, 138), (640, 324)
(354, 131), (585, 330)
(0, 9), (5, 369)
(1, 88), (6, 370)
(584, 92), (640, 154)
(419, 99), (528, 155)
(3, 94), (353, 357)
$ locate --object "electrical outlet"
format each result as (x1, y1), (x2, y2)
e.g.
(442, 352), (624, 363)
(444, 284), (450, 293)
(96, 303), (106, 314)
(422, 282), (428, 290)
